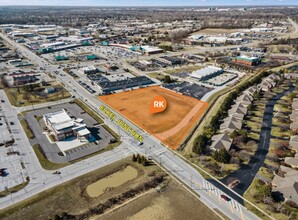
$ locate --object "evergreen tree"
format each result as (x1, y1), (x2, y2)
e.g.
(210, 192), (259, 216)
(137, 154), (142, 164)
(132, 154), (137, 162)
(213, 149), (230, 164)
(193, 135), (208, 155)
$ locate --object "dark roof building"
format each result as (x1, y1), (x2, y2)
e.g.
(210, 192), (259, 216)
(98, 76), (154, 93)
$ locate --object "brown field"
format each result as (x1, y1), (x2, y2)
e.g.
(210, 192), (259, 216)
(0, 158), (160, 220)
(99, 86), (208, 149)
(95, 180), (220, 220)
(0, 158), (220, 220)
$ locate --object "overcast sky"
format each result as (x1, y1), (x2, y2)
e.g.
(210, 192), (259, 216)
(0, 0), (297, 7)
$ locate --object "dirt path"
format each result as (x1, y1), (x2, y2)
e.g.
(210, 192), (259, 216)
(155, 101), (207, 140)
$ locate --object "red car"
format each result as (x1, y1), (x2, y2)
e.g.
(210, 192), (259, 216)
(221, 194), (230, 201)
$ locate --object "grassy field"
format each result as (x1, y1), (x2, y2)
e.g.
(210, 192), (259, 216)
(147, 72), (166, 81)
(163, 65), (203, 75)
(20, 119), (35, 139)
(97, 179), (220, 220)
(188, 155), (239, 179)
(5, 85), (71, 107)
(0, 158), (163, 220)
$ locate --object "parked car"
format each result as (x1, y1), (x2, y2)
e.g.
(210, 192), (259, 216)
(0, 168), (8, 177)
(228, 179), (240, 189)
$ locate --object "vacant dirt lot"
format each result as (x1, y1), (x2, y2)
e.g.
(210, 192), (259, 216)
(95, 180), (220, 220)
(99, 86), (208, 149)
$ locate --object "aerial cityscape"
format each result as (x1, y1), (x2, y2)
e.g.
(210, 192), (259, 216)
(0, 2), (298, 220)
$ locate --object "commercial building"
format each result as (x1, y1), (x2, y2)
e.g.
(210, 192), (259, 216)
(43, 109), (91, 141)
(55, 55), (68, 61)
(140, 45), (164, 55)
(234, 55), (261, 66)
(85, 54), (98, 60)
(190, 66), (224, 81)
(13, 75), (38, 85)
(98, 76), (154, 93)
(81, 66), (98, 75)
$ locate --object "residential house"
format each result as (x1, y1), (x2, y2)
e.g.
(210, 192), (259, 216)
(260, 74), (280, 91)
(220, 116), (242, 134)
(290, 110), (298, 122)
(272, 166), (298, 205)
(210, 133), (233, 151)
(285, 155), (298, 169)
(290, 121), (298, 131)
(228, 103), (248, 116)
(285, 73), (298, 79)
(292, 98), (298, 111)
(289, 136), (298, 152)
(236, 93), (253, 107)
(244, 86), (259, 97)
(290, 99), (298, 132)
(260, 80), (273, 92)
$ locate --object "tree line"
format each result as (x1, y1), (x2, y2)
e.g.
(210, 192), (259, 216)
(193, 70), (272, 162)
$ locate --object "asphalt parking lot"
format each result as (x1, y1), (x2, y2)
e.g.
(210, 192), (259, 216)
(0, 109), (13, 145)
(42, 45), (139, 64)
(24, 102), (114, 163)
(163, 82), (213, 100)
(0, 143), (26, 192)
(0, 107), (26, 191)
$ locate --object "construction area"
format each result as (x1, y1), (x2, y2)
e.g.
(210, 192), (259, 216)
(99, 86), (208, 149)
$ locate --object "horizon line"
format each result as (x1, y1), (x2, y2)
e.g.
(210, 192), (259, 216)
(1, 5), (298, 7)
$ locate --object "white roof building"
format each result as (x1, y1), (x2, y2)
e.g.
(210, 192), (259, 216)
(43, 109), (91, 142)
(44, 109), (74, 131)
(206, 36), (227, 43)
(190, 66), (223, 80)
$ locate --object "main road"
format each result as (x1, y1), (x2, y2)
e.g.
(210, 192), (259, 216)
(0, 32), (262, 220)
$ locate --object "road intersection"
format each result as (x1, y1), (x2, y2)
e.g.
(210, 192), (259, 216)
(0, 32), (262, 220)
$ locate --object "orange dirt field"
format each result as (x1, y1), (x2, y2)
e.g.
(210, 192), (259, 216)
(99, 86), (208, 149)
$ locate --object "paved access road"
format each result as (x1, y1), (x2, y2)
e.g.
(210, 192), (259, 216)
(0, 32), (261, 220)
